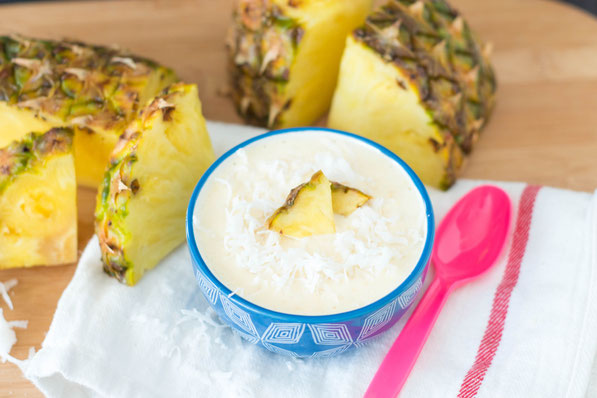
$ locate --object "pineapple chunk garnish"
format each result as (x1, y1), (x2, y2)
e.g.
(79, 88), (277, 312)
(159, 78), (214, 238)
(267, 171), (335, 238)
(331, 182), (371, 216)
(328, 0), (496, 189)
(0, 35), (178, 187)
(267, 171), (371, 238)
(95, 83), (215, 286)
(0, 128), (77, 268)
(227, 0), (371, 128)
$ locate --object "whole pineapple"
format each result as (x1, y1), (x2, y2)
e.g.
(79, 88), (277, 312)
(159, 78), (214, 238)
(95, 83), (215, 285)
(0, 35), (178, 187)
(0, 128), (77, 268)
(227, 0), (371, 128)
(328, 0), (496, 189)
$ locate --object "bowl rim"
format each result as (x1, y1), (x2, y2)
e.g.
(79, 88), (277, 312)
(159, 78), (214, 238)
(186, 127), (434, 323)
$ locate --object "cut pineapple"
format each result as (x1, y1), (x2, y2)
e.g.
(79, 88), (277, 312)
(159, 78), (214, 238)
(0, 35), (178, 187)
(95, 83), (215, 285)
(331, 182), (371, 216)
(0, 127), (77, 268)
(227, 0), (371, 128)
(267, 170), (335, 238)
(328, 0), (496, 189)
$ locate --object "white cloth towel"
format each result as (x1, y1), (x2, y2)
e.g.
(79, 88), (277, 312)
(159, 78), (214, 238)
(24, 122), (597, 398)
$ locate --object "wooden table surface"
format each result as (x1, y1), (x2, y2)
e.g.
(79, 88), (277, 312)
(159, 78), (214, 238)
(1, 0), (597, 395)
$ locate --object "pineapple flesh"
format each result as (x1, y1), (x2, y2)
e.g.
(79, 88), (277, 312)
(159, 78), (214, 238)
(0, 127), (77, 268)
(328, 0), (496, 189)
(227, 0), (371, 128)
(267, 170), (335, 238)
(331, 182), (371, 216)
(0, 35), (178, 187)
(95, 83), (215, 286)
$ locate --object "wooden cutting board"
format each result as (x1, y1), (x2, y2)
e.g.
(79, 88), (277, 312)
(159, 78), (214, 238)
(1, 0), (597, 395)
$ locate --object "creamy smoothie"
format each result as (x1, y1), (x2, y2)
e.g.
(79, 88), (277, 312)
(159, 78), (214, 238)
(193, 131), (427, 315)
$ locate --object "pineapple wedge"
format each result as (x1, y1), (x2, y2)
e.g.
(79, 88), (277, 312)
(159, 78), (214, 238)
(328, 0), (496, 189)
(95, 83), (215, 285)
(0, 35), (178, 187)
(227, 0), (371, 128)
(267, 170), (335, 238)
(0, 128), (77, 268)
(331, 182), (371, 216)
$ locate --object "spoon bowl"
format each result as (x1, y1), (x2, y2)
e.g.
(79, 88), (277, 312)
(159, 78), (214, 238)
(364, 185), (512, 398)
(434, 185), (511, 284)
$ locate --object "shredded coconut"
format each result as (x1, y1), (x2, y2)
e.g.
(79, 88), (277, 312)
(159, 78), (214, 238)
(200, 147), (424, 294)
(0, 280), (34, 370)
(194, 133), (427, 314)
(0, 308), (28, 365)
(0, 279), (17, 310)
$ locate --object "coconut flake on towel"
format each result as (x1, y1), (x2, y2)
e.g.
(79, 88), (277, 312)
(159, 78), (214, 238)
(0, 280), (30, 368)
(0, 279), (17, 310)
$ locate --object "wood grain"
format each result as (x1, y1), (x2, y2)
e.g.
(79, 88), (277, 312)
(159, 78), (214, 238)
(1, 0), (597, 395)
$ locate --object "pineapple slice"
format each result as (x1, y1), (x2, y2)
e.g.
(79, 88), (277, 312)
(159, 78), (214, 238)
(331, 182), (371, 216)
(267, 170), (335, 238)
(227, 0), (371, 128)
(95, 83), (215, 285)
(0, 128), (77, 268)
(0, 35), (178, 187)
(328, 0), (496, 189)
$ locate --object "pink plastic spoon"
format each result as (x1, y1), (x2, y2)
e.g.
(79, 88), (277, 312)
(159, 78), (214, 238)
(364, 185), (512, 398)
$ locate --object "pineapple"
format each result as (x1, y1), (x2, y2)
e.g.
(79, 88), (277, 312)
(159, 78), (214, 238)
(0, 127), (77, 268)
(95, 83), (215, 285)
(331, 182), (371, 216)
(227, 0), (371, 128)
(328, 0), (496, 189)
(0, 35), (178, 187)
(267, 170), (335, 238)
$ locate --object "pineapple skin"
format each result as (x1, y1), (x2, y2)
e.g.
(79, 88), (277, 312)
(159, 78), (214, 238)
(0, 127), (77, 268)
(227, 0), (371, 128)
(329, 0), (496, 189)
(0, 35), (178, 187)
(95, 83), (215, 285)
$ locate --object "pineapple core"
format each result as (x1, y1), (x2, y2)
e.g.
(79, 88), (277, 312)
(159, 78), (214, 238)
(0, 128), (77, 268)
(267, 171), (371, 238)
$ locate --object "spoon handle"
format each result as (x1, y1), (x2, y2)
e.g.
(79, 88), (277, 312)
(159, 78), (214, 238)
(364, 277), (451, 398)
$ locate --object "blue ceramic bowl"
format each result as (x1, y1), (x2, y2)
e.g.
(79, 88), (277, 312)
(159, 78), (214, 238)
(186, 127), (434, 358)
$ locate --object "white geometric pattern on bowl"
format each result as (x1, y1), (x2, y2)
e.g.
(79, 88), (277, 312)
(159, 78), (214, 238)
(195, 271), (422, 357)
(397, 279), (423, 309)
(261, 323), (305, 344)
(196, 269), (219, 305)
(234, 329), (260, 344)
(356, 297), (398, 341)
(308, 323), (353, 345)
(219, 293), (259, 338)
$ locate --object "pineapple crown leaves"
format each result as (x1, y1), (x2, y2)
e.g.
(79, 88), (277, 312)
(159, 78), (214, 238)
(0, 127), (73, 194)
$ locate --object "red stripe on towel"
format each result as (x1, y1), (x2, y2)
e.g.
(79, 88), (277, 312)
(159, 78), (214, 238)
(457, 185), (542, 398)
